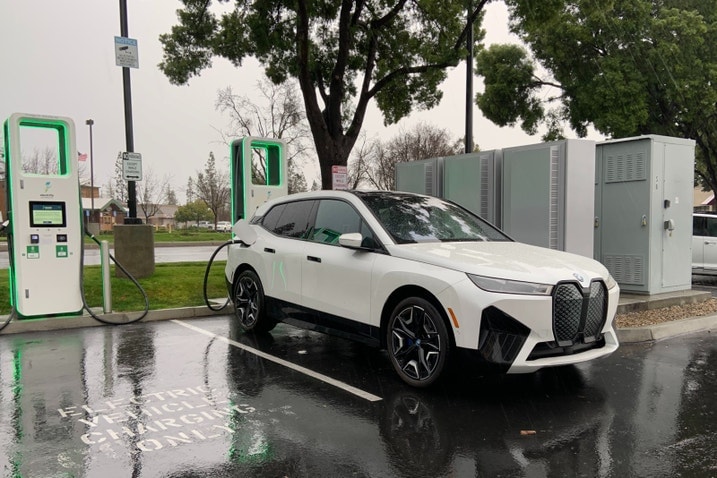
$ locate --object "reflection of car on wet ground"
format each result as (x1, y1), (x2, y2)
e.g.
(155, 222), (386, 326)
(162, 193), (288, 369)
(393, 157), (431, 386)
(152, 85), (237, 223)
(225, 190), (620, 387)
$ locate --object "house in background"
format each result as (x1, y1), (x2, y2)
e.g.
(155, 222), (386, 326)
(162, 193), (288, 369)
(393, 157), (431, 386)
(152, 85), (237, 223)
(82, 197), (127, 232)
(694, 187), (715, 212)
(80, 185), (126, 233)
(140, 204), (178, 231)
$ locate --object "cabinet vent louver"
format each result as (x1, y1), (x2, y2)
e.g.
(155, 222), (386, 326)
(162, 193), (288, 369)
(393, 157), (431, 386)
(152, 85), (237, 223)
(424, 164), (434, 195)
(605, 151), (647, 183)
(480, 157), (489, 219)
(604, 254), (645, 285)
(548, 148), (560, 249)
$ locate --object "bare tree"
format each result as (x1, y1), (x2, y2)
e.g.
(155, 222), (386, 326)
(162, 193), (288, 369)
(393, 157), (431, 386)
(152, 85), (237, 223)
(215, 77), (314, 193)
(137, 167), (171, 223)
(195, 152), (230, 227)
(22, 147), (56, 174)
(352, 123), (463, 191)
(346, 132), (375, 189)
(19, 147), (88, 183)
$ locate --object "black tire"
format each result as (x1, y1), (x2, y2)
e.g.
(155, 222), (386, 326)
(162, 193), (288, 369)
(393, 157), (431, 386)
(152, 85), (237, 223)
(233, 269), (276, 333)
(386, 297), (451, 387)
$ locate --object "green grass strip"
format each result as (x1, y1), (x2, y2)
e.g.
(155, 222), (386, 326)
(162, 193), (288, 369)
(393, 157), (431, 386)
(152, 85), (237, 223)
(0, 261), (230, 315)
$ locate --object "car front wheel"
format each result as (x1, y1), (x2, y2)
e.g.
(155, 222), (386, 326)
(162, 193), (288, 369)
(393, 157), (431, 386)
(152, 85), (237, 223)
(387, 297), (450, 387)
(233, 270), (276, 333)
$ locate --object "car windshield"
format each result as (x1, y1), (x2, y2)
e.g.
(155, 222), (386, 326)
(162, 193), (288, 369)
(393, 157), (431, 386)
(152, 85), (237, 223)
(357, 192), (511, 244)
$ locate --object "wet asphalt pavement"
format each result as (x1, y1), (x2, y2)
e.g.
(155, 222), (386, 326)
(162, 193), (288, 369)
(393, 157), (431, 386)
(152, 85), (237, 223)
(0, 315), (714, 477)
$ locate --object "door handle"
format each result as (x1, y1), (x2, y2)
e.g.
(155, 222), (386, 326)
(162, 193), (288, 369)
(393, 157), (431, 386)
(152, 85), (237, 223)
(264, 248), (275, 254)
(307, 256), (322, 263)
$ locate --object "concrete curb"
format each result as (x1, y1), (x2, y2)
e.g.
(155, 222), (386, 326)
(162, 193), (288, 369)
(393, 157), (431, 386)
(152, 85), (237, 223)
(0, 305), (229, 335)
(616, 313), (717, 343)
(617, 290), (712, 314)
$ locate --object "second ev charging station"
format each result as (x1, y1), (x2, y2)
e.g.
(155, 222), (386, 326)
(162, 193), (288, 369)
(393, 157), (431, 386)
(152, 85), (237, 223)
(203, 137), (287, 312)
(3, 113), (84, 318)
(230, 137), (288, 222)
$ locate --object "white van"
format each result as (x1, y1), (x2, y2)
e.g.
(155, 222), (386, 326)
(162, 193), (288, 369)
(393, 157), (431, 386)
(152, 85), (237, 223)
(692, 213), (717, 274)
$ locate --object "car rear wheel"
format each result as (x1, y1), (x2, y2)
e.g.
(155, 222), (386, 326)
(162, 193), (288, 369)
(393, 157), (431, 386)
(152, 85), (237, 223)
(233, 270), (276, 333)
(387, 297), (450, 387)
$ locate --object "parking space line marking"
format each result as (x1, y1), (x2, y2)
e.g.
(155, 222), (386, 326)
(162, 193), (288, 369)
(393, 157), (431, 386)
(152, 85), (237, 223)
(172, 320), (383, 402)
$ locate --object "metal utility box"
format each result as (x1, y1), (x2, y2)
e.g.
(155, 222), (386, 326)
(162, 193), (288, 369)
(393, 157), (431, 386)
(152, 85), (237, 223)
(395, 157), (444, 196)
(501, 139), (596, 257)
(594, 135), (695, 294)
(443, 150), (501, 225)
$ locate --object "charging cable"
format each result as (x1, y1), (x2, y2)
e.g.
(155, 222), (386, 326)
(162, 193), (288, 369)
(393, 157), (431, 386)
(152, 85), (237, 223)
(0, 220), (14, 331)
(203, 239), (238, 312)
(0, 225), (149, 331)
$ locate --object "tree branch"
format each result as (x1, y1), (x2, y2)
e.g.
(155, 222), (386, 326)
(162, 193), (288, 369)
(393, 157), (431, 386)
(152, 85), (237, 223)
(367, 60), (458, 98)
(371, 0), (409, 30)
(452, 0), (490, 51)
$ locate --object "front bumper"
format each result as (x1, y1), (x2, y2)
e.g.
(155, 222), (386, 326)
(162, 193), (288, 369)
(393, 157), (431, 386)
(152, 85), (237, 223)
(438, 277), (620, 373)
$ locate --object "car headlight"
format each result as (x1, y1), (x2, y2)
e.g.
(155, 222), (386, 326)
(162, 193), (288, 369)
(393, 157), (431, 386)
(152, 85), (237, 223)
(605, 273), (618, 290)
(468, 274), (553, 296)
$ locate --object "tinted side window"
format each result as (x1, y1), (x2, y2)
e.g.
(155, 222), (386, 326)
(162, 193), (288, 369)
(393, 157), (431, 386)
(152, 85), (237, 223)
(266, 201), (315, 238)
(707, 217), (717, 238)
(261, 204), (286, 231)
(308, 199), (372, 245)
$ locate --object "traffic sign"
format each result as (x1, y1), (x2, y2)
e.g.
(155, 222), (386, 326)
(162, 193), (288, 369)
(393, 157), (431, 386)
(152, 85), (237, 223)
(331, 165), (348, 190)
(122, 152), (143, 181)
(115, 36), (139, 69)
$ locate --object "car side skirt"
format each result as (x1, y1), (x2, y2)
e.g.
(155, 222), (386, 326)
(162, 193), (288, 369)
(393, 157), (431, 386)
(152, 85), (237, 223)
(265, 296), (382, 348)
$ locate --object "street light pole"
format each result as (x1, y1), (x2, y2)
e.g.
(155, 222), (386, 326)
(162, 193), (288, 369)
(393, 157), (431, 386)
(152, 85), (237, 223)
(85, 119), (95, 224)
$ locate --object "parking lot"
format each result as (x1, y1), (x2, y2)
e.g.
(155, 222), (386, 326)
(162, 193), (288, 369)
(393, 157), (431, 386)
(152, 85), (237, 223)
(0, 313), (714, 477)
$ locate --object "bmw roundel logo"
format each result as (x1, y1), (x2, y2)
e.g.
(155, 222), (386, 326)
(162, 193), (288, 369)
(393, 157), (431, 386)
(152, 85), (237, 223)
(573, 273), (585, 282)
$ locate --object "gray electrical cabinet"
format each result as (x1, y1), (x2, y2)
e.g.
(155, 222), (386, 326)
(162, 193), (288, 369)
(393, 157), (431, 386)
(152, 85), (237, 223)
(443, 150), (501, 225)
(395, 157), (444, 196)
(594, 135), (695, 294)
(501, 139), (596, 258)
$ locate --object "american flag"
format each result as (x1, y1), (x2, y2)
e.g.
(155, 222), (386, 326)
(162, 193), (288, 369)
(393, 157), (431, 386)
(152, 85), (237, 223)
(78, 152), (88, 161)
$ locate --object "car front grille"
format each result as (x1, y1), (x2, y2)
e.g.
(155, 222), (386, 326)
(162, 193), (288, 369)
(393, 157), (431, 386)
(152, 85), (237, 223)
(552, 281), (608, 347)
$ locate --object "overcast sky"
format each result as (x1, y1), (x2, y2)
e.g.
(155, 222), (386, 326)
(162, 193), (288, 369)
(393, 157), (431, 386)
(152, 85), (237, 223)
(0, 1), (601, 199)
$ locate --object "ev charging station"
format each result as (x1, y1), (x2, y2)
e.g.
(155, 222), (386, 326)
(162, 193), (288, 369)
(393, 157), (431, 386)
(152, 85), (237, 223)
(202, 136), (287, 313)
(3, 113), (84, 318)
(230, 137), (288, 222)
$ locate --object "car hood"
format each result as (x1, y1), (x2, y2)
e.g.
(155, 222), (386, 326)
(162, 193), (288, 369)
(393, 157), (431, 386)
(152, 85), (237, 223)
(388, 241), (610, 286)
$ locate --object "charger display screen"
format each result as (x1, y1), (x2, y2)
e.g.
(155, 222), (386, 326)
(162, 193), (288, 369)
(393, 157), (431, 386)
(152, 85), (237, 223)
(29, 201), (67, 228)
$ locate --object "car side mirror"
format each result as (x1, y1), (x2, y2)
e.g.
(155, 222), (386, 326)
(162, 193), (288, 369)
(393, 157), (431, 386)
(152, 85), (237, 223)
(339, 233), (378, 251)
(338, 232), (363, 249)
(339, 232), (368, 250)
(232, 220), (257, 245)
